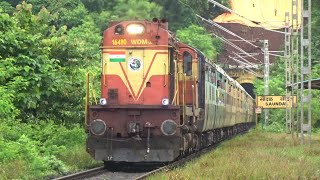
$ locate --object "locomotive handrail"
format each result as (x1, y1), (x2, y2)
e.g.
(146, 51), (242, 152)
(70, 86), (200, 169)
(171, 71), (186, 126)
(85, 72), (98, 126)
(103, 63), (107, 87)
(183, 73), (187, 126)
(192, 84), (195, 116)
(163, 62), (167, 87)
(175, 60), (179, 105)
(194, 76), (198, 109)
(172, 60), (179, 105)
(91, 76), (98, 105)
(172, 72), (183, 105)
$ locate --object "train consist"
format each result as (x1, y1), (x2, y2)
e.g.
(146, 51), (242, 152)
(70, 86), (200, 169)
(85, 19), (255, 164)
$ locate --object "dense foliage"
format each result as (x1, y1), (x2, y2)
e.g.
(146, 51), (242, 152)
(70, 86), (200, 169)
(176, 25), (222, 60)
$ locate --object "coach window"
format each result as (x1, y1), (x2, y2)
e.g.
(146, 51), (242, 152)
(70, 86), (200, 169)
(183, 51), (192, 76)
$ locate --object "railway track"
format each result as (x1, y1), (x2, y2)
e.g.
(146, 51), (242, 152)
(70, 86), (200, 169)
(52, 166), (106, 180)
(53, 129), (250, 180)
(52, 166), (147, 180)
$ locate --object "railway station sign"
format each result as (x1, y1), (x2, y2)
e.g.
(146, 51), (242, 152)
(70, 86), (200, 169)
(256, 96), (297, 109)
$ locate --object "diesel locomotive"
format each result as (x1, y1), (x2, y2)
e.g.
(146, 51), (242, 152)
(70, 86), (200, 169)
(85, 19), (255, 164)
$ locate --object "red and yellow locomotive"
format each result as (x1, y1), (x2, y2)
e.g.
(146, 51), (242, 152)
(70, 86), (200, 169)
(85, 19), (255, 164)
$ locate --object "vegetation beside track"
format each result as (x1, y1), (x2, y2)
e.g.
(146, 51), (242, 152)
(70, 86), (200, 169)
(0, 121), (100, 179)
(149, 129), (320, 179)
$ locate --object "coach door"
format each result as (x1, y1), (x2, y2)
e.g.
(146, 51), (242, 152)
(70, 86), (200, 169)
(125, 49), (144, 104)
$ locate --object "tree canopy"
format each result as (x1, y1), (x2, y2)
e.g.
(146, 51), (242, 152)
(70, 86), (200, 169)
(177, 24), (222, 60)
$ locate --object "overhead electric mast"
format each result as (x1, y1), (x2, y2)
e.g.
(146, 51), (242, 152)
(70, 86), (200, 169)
(300, 0), (312, 144)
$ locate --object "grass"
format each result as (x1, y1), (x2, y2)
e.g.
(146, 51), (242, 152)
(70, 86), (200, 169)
(0, 122), (101, 179)
(0, 160), (29, 180)
(45, 145), (101, 179)
(57, 145), (101, 172)
(149, 129), (320, 179)
(0, 145), (101, 180)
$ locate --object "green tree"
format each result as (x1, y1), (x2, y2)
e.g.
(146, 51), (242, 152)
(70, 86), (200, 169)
(152, 0), (200, 32)
(311, 2), (320, 65)
(81, 0), (117, 13)
(0, 1), (15, 14)
(0, 3), (60, 120)
(112, 0), (162, 20)
(176, 24), (222, 60)
(20, 0), (88, 29)
(0, 2), (101, 124)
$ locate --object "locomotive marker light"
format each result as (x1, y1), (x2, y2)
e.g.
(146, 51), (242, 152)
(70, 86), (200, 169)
(114, 25), (124, 35)
(161, 119), (177, 136)
(126, 24), (145, 35)
(99, 98), (107, 105)
(162, 98), (169, 106)
(90, 119), (107, 136)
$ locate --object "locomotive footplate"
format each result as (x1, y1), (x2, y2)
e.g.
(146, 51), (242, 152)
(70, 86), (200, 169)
(87, 136), (181, 162)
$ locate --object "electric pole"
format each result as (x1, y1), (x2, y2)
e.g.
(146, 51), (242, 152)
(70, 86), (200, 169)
(300, 0), (312, 144)
(263, 40), (269, 127)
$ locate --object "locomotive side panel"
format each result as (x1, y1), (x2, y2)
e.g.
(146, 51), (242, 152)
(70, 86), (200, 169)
(177, 44), (199, 106)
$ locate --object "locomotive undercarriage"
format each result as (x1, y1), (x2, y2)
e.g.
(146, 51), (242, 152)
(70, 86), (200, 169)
(86, 105), (183, 163)
(87, 136), (181, 162)
(86, 105), (255, 164)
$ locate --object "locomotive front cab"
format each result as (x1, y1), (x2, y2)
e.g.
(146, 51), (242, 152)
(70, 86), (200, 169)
(86, 20), (183, 163)
(101, 21), (171, 105)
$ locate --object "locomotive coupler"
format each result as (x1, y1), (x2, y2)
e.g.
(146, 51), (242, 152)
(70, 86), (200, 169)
(128, 122), (142, 140)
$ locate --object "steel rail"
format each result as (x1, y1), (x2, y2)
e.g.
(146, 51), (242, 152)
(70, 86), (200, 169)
(52, 166), (106, 180)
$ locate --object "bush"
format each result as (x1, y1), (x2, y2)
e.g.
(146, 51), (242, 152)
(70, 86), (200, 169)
(0, 120), (97, 179)
(264, 121), (285, 133)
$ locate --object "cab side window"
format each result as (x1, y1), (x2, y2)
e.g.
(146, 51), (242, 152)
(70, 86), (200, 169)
(183, 52), (192, 76)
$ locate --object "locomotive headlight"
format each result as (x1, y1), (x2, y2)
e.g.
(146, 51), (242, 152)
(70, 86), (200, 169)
(90, 119), (106, 136)
(126, 24), (145, 35)
(100, 98), (107, 105)
(161, 119), (177, 136)
(162, 98), (169, 106)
